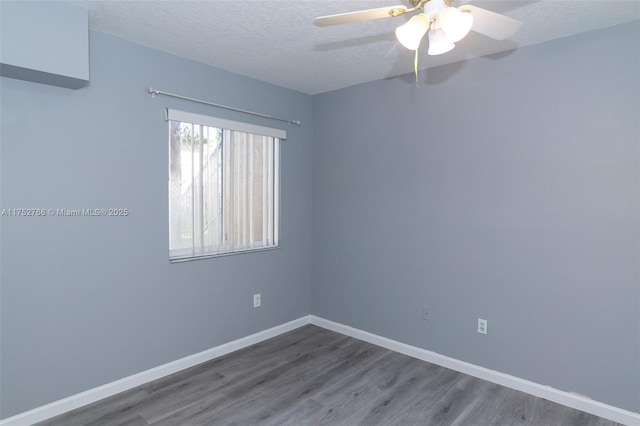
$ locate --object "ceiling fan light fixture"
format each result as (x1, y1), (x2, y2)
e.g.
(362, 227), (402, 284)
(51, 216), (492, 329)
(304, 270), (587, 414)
(427, 25), (455, 55)
(438, 6), (473, 42)
(422, 0), (446, 21)
(395, 13), (430, 50)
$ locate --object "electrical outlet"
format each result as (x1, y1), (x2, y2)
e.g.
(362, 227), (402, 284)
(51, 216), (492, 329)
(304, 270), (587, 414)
(422, 306), (429, 321)
(478, 318), (487, 334)
(253, 293), (261, 308)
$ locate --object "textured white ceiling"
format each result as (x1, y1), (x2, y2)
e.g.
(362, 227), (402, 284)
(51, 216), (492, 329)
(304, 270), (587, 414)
(72, 0), (640, 94)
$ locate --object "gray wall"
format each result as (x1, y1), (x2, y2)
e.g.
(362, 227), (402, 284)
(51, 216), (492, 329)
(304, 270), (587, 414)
(0, 1), (89, 88)
(0, 32), (313, 418)
(312, 21), (640, 413)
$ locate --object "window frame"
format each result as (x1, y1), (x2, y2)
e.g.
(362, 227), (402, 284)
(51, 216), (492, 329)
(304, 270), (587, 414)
(166, 108), (284, 262)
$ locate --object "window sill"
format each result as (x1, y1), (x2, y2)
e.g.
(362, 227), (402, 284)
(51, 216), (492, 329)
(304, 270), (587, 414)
(169, 245), (281, 263)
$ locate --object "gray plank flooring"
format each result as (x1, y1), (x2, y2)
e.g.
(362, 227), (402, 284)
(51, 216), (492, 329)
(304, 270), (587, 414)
(37, 325), (621, 426)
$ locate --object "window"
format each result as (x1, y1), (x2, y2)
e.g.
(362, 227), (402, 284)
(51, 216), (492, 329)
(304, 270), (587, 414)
(167, 109), (284, 261)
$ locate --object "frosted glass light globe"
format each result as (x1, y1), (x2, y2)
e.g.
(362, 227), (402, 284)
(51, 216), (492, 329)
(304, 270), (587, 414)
(427, 27), (455, 55)
(395, 14), (430, 50)
(438, 7), (473, 43)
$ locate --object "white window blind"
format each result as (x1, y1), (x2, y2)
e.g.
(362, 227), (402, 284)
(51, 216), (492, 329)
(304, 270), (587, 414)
(167, 109), (283, 261)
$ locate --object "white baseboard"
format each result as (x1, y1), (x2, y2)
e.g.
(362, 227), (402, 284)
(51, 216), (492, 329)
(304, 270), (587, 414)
(0, 316), (311, 426)
(3, 314), (638, 426)
(309, 315), (640, 426)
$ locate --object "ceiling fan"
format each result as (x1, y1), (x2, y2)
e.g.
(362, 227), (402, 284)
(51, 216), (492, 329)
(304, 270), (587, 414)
(314, 0), (522, 56)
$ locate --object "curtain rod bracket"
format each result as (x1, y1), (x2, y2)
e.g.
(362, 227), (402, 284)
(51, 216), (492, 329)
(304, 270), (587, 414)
(147, 87), (300, 126)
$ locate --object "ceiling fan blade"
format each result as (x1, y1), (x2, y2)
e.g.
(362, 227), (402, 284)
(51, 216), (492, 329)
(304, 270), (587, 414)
(459, 5), (522, 40)
(314, 5), (408, 27)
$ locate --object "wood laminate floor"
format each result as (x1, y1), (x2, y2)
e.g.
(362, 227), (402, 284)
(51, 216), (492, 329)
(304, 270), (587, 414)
(38, 325), (622, 426)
